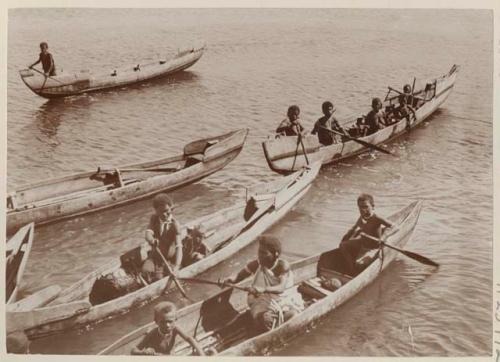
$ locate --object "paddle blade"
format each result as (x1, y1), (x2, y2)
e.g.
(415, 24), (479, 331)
(355, 138), (393, 155)
(399, 249), (439, 267)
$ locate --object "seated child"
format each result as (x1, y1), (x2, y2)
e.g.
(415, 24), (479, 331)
(131, 302), (205, 356)
(221, 235), (303, 332)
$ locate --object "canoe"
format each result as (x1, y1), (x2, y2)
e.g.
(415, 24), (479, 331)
(6, 162), (321, 339)
(6, 129), (248, 235)
(6, 223), (35, 304)
(19, 45), (205, 99)
(263, 64), (460, 174)
(99, 200), (422, 356)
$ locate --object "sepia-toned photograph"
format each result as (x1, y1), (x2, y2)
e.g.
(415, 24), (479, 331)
(2, 2), (495, 358)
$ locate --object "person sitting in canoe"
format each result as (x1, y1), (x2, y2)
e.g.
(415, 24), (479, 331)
(311, 101), (347, 145)
(221, 235), (303, 332)
(29, 42), (56, 76)
(395, 92), (416, 123)
(141, 194), (183, 283)
(339, 194), (394, 275)
(131, 301), (205, 356)
(365, 98), (388, 135)
(276, 105), (306, 136)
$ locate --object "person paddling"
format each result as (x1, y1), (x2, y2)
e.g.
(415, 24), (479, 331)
(141, 194), (183, 283)
(29, 42), (56, 76)
(365, 98), (387, 135)
(220, 235), (303, 332)
(339, 194), (395, 275)
(311, 101), (346, 145)
(276, 105), (306, 136)
(131, 302), (205, 356)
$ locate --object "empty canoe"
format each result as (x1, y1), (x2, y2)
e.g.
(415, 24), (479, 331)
(263, 65), (460, 174)
(7, 129), (248, 235)
(19, 46), (205, 99)
(7, 162), (321, 339)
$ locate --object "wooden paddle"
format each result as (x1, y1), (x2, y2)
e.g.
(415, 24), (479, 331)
(211, 199), (275, 254)
(152, 244), (193, 302)
(360, 232), (439, 267)
(179, 277), (253, 293)
(319, 126), (393, 156)
(29, 67), (65, 84)
(297, 132), (310, 165)
(179, 277), (269, 296)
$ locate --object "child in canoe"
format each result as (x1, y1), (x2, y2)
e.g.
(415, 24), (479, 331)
(131, 302), (205, 356)
(339, 194), (395, 275)
(142, 194), (183, 283)
(276, 105), (306, 136)
(221, 235), (303, 332)
(311, 101), (347, 145)
(29, 42), (56, 76)
(365, 98), (388, 135)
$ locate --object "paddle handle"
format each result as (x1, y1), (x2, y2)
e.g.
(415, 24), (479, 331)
(154, 246), (191, 301)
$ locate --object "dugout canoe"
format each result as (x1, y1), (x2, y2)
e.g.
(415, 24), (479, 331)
(263, 64), (460, 174)
(6, 129), (248, 235)
(99, 200), (422, 356)
(6, 223), (35, 304)
(19, 46), (205, 99)
(6, 162), (321, 339)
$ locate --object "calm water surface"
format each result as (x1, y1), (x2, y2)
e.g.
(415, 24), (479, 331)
(7, 8), (493, 356)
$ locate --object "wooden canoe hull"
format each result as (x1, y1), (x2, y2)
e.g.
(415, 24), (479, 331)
(6, 129), (248, 235)
(98, 201), (422, 356)
(6, 223), (35, 304)
(263, 65), (459, 174)
(20, 46), (205, 99)
(7, 163), (321, 339)
(222, 201), (422, 355)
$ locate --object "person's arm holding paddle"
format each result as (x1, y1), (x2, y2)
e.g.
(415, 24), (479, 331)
(171, 219), (183, 273)
(220, 262), (254, 286)
(175, 326), (206, 356)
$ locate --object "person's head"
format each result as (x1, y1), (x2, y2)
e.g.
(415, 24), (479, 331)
(287, 105), (300, 122)
(357, 193), (375, 220)
(154, 302), (177, 334)
(403, 84), (412, 94)
(257, 235), (281, 267)
(7, 331), (30, 354)
(321, 101), (336, 116)
(371, 98), (382, 111)
(152, 193), (174, 221)
(39, 42), (48, 53)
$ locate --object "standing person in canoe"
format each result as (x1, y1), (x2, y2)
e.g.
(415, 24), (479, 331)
(141, 194), (183, 283)
(339, 194), (395, 275)
(29, 42), (56, 76)
(311, 101), (347, 145)
(276, 105), (306, 136)
(131, 302), (205, 356)
(221, 235), (304, 332)
(365, 98), (388, 135)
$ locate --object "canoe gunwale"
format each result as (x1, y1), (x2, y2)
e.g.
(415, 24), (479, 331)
(10, 163), (320, 339)
(263, 65), (459, 174)
(6, 129), (248, 234)
(6, 223), (35, 304)
(20, 47), (205, 99)
(98, 200), (422, 355)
